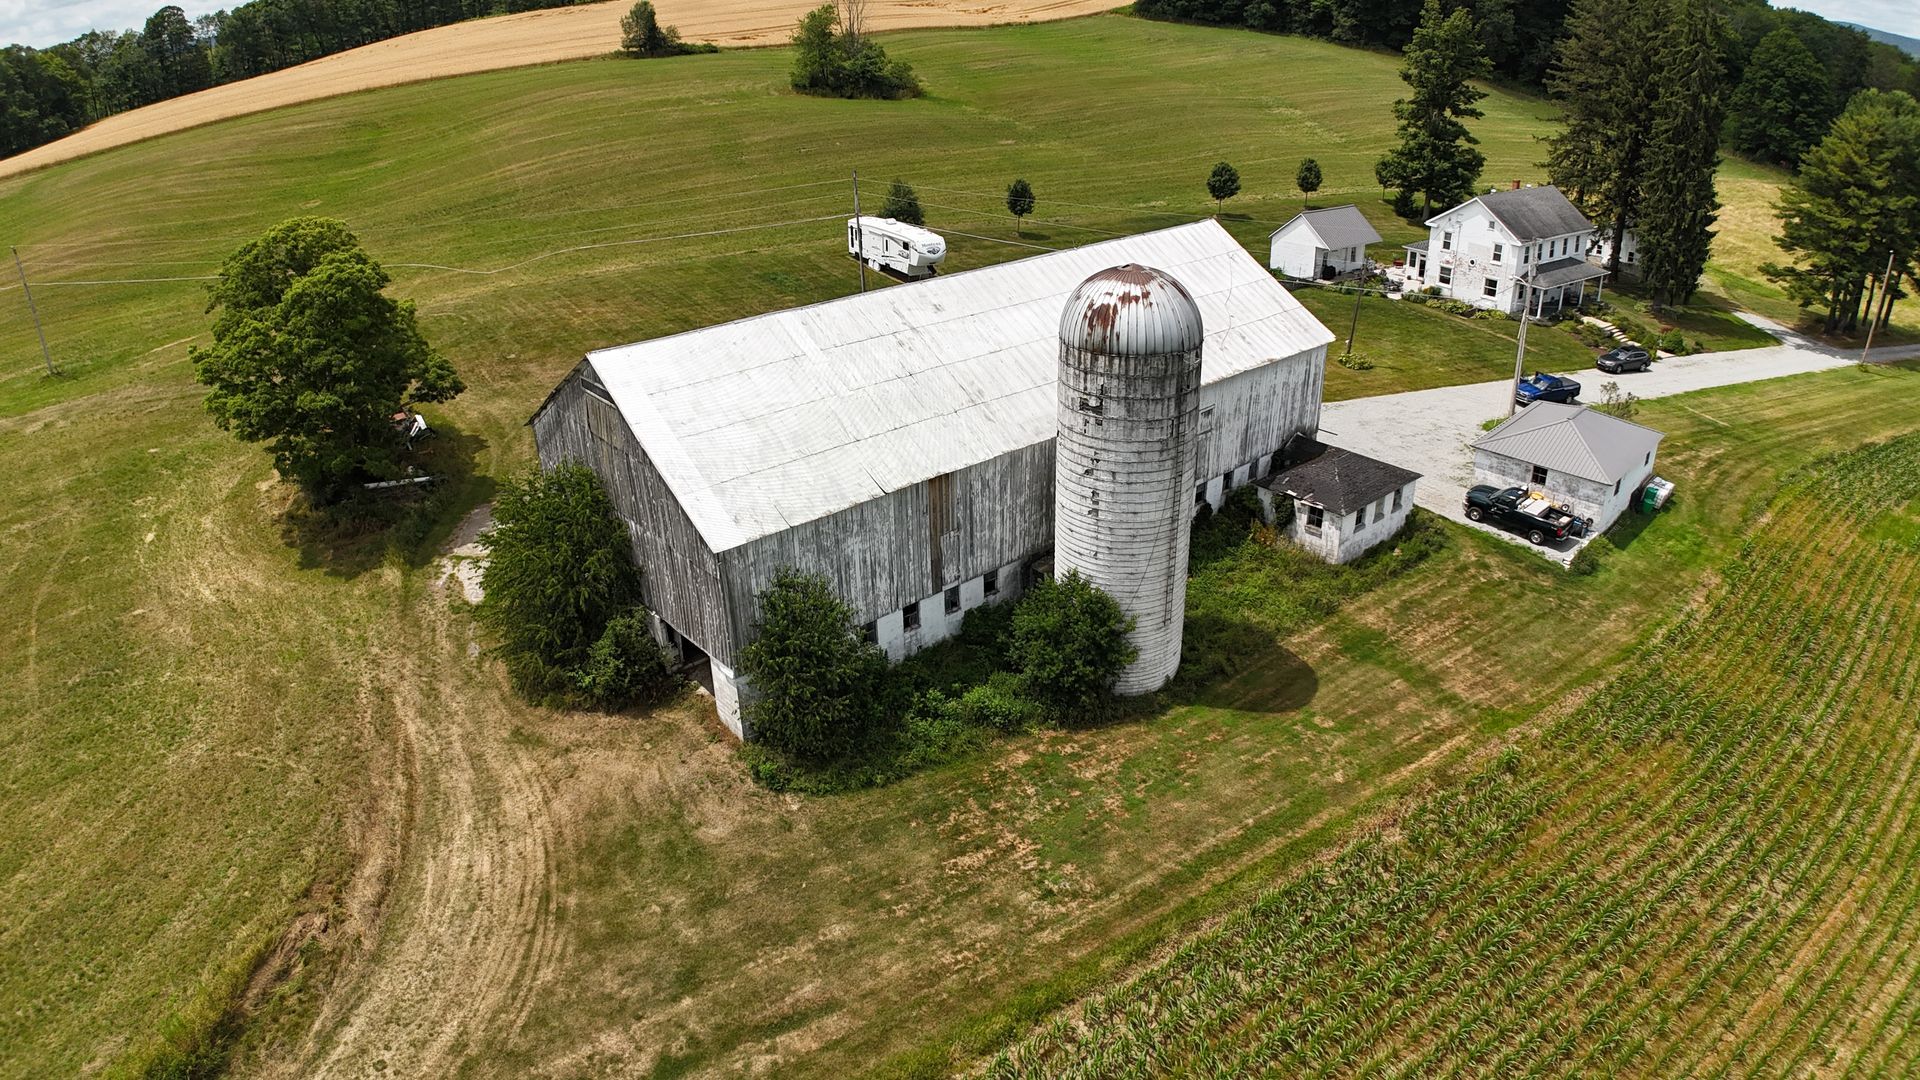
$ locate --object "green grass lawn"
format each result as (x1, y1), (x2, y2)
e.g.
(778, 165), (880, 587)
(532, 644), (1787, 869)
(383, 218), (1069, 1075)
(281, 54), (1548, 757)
(1294, 287), (1598, 398)
(0, 14), (1907, 1076)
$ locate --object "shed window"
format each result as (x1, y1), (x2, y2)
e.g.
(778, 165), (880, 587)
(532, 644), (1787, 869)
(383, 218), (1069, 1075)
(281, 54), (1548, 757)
(1305, 504), (1324, 534)
(1441, 230), (1453, 251)
(903, 602), (920, 632)
(1354, 510), (1366, 530)
(1483, 277), (1499, 298)
(984, 568), (999, 596)
(1374, 499), (1386, 524)
(1531, 465), (1549, 486)
(1392, 487), (1404, 513)
(945, 586), (961, 616)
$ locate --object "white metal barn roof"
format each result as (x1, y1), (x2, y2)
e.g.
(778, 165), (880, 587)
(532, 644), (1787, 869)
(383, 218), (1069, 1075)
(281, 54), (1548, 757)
(587, 219), (1334, 553)
(1473, 401), (1664, 484)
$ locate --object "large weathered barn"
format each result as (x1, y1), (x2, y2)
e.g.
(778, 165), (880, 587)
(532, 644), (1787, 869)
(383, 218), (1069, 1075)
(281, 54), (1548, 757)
(531, 220), (1334, 736)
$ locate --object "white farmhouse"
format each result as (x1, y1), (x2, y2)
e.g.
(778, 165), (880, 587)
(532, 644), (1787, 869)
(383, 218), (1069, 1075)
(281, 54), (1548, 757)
(1268, 205), (1383, 280)
(1471, 402), (1663, 537)
(1401, 184), (1610, 316)
(1588, 228), (1641, 277)
(1255, 435), (1421, 564)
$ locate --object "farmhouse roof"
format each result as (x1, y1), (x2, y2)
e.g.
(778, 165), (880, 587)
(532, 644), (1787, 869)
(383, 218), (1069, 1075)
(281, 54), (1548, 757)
(1258, 435), (1420, 515)
(1404, 238), (1429, 253)
(1528, 256), (1608, 290)
(566, 220), (1334, 554)
(1473, 401), (1663, 484)
(1272, 205), (1382, 251)
(1430, 185), (1592, 241)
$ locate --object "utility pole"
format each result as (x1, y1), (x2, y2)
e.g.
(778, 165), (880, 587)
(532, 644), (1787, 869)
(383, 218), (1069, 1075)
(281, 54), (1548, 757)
(1862, 248), (1895, 365)
(1508, 275), (1533, 418)
(851, 171), (867, 294)
(1344, 281), (1363, 356)
(11, 247), (56, 377)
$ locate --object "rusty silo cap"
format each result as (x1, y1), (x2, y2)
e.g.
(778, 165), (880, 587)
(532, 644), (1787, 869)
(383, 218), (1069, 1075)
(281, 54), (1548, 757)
(1058, 263), (1204, 357)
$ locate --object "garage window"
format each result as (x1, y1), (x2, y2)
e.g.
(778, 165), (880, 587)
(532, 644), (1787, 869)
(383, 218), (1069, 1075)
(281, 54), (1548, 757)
(1531, 465), (1549, 486)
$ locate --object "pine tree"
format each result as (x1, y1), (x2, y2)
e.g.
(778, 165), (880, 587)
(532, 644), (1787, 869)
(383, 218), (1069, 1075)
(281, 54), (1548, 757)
(1763, 90), (1920, 334)
(1374, 0), (1491, 217)
(882, 178), (924, 225)
(1726, 28), (1833, 167)
(1545, 0), (1662, 277)
(1637, 0), (1726, 309)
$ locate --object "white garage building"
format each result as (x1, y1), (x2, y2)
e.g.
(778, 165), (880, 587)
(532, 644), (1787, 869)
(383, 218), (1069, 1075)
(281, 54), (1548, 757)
(1472, 402), (1663, 537)
(1268, 205), (1383, 281)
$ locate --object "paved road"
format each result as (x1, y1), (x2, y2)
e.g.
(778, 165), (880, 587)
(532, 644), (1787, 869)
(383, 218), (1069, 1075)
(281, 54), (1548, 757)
(1319, 318), (1920, 563)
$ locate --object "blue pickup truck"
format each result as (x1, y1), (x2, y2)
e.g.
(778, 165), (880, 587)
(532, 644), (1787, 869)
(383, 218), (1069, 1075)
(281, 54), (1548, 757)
(1515, 371), (1581, 406)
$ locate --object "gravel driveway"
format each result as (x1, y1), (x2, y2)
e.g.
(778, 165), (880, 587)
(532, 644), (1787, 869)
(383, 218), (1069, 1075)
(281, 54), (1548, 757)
(1318, 318), (1920, 563)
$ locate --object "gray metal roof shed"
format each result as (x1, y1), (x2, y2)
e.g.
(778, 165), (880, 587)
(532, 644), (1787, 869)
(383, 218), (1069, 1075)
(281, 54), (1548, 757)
(1271, 205), (1383, 252)
(1473, 401), (1663, 484)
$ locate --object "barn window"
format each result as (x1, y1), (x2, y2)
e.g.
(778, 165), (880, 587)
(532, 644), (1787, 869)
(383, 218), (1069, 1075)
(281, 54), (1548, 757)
(1221, 470), (1233, 491)
(903, 602), (920, 632)
(1305, 504), (1324, 534)
(944, 587), (960, 616)
(1531, 465), (1549, 486)
(984, 569), (999, 596)
(1196, 484), (1207, 506)
(860, 621), (877, 644)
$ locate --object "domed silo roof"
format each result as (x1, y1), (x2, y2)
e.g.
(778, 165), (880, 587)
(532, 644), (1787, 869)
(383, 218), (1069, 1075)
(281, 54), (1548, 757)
(1058, 264), (1205, 358)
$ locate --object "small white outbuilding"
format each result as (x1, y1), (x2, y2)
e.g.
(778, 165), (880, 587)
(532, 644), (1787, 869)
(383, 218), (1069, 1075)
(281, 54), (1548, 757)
(1256, 435), (1421, 564)
(1268, 205), (1383, 281)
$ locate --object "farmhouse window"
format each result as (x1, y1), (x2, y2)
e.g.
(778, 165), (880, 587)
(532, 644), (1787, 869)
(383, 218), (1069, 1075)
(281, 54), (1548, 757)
(904, 602), (921, 632)
(1492, 243), (1503, 264)
(1483, 278), (1498, 298)
(1306, 504), (1325, 534)
(1531, 465), (1549, 486)
(1441, 231), (1453, 251)
(984, 569), (999, 596)
(945, 587), (960, 616)
(1438, 266), (1453, 285)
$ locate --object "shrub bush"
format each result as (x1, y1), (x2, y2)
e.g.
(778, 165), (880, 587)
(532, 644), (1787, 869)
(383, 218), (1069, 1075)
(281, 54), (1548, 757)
(1010, 570), (1137, 721)
(1569, 535), (1614, 576)
(741, 568), (892, 762)
(1337, 352), (1376, 370)
(1657, 329), (1689, 354)
(573, 609), (679, 708)
(478, 463), (645, 701)
(619, 1), (717, 57)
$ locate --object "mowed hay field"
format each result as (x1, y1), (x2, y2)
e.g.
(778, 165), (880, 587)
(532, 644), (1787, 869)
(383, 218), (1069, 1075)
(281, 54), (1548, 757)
(986, 421), (1920, 1078)
(2, 15), (1917, 1077)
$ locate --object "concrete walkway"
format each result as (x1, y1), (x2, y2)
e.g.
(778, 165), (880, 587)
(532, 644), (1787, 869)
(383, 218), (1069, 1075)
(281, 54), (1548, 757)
(1318, 323), (1920, 563)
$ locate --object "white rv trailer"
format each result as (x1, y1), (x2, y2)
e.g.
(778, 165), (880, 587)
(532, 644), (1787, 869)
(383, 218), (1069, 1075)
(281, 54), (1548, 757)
(847, 216), (947, 279)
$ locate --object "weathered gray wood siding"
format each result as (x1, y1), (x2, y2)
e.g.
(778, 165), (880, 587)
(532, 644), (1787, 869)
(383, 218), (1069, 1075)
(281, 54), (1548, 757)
(718, 440), (1056, 654)
(1196, 348), (1326, 480)
(530, 363), (734, 661)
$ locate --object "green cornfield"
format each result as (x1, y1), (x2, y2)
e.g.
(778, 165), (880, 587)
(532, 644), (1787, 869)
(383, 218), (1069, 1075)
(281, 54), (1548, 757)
(987, 433), (1920, 1078)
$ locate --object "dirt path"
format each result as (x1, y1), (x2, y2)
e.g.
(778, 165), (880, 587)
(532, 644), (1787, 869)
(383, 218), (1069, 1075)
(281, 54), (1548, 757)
(0, 0), (1113, 180)
(268, 541), (568, 1079)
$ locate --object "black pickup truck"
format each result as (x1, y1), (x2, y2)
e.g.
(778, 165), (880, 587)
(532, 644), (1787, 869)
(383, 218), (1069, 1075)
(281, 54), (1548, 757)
(1464, 485), (1577, 544)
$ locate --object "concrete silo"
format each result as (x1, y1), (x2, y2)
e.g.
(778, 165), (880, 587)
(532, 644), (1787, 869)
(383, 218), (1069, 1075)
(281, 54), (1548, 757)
(1053, 264), (1204, 695)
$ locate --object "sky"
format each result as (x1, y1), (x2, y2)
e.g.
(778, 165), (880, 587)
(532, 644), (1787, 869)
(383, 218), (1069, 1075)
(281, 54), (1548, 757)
(0, 0), (1911, 49)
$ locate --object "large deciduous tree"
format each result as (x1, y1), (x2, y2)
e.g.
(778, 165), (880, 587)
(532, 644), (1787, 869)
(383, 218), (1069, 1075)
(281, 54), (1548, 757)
(1726, 28), (1834, 167)
(1636, 0), (1726, 308)
(1296, 157), (1323, 207)
(1763, 90), (1920, 335)
(1545, 0), (1661, 276)
(190, 218), (463, 499)
(1006, 177), (1036, 236)
(1374, 0), (1491, 217)
(1207, 161), (1242, 213)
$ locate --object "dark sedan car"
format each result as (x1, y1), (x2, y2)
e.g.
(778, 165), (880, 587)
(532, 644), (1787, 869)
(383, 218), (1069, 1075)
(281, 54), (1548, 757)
(1596, 346), (1653, 374)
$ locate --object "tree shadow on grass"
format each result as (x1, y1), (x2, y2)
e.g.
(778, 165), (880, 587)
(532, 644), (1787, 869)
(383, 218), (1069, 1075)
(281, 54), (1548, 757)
(1161, 613), (1320, 715)
(278, 424), (495, 579)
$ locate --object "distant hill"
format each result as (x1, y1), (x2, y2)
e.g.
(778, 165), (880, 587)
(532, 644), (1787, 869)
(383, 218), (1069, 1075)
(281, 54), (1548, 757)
(1843, 21), (1920, 57)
